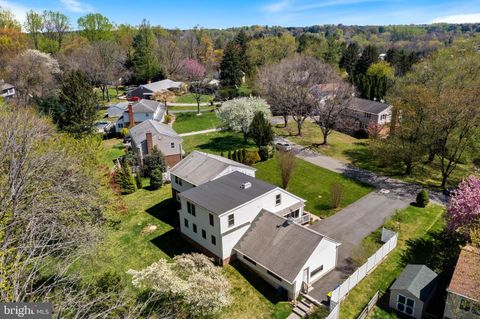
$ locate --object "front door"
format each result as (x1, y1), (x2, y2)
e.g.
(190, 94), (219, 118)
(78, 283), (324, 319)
(303, 267), (309, 284)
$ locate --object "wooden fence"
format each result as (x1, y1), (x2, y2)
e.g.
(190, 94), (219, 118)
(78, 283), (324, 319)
(357, 291), (382, 319)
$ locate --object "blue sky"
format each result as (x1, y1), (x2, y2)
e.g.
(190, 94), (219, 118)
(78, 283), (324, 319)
(1, 0), (480, 29)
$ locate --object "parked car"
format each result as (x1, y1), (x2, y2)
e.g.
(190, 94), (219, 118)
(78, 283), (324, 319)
(276, 142), (292, 151)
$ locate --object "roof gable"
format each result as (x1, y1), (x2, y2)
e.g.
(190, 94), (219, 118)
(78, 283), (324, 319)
(391, 264), (438, 302)
(234, 210), (324, 283)
(130, 120), (182, 145)
(170, 151), (255, 186)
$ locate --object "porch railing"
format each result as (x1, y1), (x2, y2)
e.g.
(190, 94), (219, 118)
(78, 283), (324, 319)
(294, 213), (310, 225)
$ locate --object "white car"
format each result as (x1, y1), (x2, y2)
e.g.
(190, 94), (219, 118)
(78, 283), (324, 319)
(276, 142), (292, 151)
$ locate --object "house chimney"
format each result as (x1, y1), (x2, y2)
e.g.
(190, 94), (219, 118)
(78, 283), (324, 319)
(146, 132), (153, 154)
(128, 104), (134, 128)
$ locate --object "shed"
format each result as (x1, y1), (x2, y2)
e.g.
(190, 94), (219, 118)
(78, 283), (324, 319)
(389, 264), (438, 319)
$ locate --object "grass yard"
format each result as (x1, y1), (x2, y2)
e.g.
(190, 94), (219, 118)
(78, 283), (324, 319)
(98, 138), (125, 169)
(339, 204), (446, 318)
(169, 105), (217, 112)
(182, 130), (257, 155)
(172, 111), (221, 134)
(175, 93), (214, 104)
(255, 157), (373, 218)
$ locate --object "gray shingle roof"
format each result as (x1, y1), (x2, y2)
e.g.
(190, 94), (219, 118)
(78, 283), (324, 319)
(0, 80), (14, 91)
(107, 102), (129, 118)
(133, 99), (163, 113)
(170, 151), (255, 186)
(130, 120), (182, 146)
(179, 171), (276, 215)
(348, 97), (391, 115)
(390, 264), (438, 302)
(234, 210), (324, 283)
(141, 79), (184, 92)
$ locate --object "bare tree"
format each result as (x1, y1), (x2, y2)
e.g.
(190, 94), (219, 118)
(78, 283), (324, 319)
(157, 35), (184, 79)
(257, 55), (335, 135)
(310, 81), (354, 145)
(277, 150), (296, 189)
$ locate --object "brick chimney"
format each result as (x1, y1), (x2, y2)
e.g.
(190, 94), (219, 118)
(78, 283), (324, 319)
(146, 132), (153, 154)
(128, 104), (134, 128)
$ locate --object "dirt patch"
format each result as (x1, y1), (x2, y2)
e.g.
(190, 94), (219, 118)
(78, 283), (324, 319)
(141, 224), (158, 235)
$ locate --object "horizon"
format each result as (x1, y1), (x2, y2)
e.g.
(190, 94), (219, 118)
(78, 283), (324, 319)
(1, 0), (480, 30)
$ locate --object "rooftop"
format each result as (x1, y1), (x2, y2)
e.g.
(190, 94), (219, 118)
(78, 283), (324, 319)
(179, 171), (277, 215)
(131, 99), (164, 114)
(130, 119), (182, 146)
(170, 151), (255, 186)
(141, 79), (184, 92)
(347, 97), (391, 115)
(448, 245), (480, 302)
(234, 210), (324, 283)
(390, 264), (438, 302)
(0, 80), (14, 91)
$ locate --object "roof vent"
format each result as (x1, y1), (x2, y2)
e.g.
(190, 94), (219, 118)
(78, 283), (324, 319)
(286, 217), (294, 225)
(240, 182), (252, 189)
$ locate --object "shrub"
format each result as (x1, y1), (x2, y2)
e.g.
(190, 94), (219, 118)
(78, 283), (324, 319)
(238, 149), (244, 163)
(115, 162), (137, 194)
(164, 114), (172, 123)
(143, 146), (165, 177)
(227, 150), (232, 159)
(120, 127), (129, 137)
(258, 146), (270, 161)
(135, 172), (142, 189)
(244, 150), (261, 166)
(416, 189), (429, 207)
(150, 168), (163, 190)
(278, 151), (296, 189)
(220, 151), (224, 157)
(330, 183), (344, 209)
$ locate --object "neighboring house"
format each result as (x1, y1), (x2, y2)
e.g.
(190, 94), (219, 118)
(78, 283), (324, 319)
(389, 264), (438, 319)
(444, 245), (480, 319)
(107, 101), (129, 118)
(128, 79), (186, 100)
(0, 80), (15, 100)
(169, 151), (256, 202)
(115, 99), (166, 132)
(344, 97), (392, 129)
(130, 119), (183, 168)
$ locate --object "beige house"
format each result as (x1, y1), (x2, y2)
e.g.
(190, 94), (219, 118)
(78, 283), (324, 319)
(444, 245), (480, 319)
(129, 119), (183, 168)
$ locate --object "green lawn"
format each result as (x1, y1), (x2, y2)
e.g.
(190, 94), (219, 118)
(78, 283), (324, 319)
(172, 111), (221, 134)
(175, 93), (214, 104)
(339, 204), (446, 318)
(98, 138), (125, 169)
(169, 105), (217, 112)
(182, 130), (257, 155)
(255, 157), (373, 218)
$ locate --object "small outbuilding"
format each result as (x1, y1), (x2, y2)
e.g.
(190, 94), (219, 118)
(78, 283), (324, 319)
(389, 264), (438, 319)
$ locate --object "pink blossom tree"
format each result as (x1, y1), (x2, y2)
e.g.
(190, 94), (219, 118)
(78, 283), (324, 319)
(180, 58), (207, 114)
(446, 175), (480, 238)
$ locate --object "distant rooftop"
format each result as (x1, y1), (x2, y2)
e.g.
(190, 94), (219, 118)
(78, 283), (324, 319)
(348, 97), (391, 115)
(141, 79), (184, 92)
(448, 245), (480, 302)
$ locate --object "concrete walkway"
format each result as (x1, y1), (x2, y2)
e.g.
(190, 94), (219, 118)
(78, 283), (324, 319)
(178, 128), (223, 137)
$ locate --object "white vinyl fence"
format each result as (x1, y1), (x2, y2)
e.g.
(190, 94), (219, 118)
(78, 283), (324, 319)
(330, 228), (398, 310)
(325, 303), (340, 319)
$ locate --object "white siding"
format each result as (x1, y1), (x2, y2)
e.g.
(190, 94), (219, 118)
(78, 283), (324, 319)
(124, 111), (154, 124)
(217, 166), (256, 179)
(171, 175), (195, 198)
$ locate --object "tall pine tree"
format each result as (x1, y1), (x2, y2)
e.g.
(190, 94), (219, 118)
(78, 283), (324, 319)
(220, 41), (242, 87)
(131, 20), (163, 84)
(340, 42), (360, 82)
(355, 45), (379, 75)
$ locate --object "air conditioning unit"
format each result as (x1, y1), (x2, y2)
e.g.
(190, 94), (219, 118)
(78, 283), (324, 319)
(240, 182), (252, 189)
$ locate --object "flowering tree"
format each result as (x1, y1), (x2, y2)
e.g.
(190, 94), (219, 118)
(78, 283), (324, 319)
(446, 175), (480, 238)
(127, 253), (231, 317)
(180, 58), (206, 114)
(217, 97), (271, 141)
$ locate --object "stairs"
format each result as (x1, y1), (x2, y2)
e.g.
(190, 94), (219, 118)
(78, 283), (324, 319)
(288, 297), (315, 318)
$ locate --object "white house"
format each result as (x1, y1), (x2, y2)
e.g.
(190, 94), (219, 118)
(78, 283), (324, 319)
(344, 97), (392, 129)
(107, 101), (129, 118)
(115, 99), (165, 133)
(178, 171), (339, 299)
(0, 80), (15, 100)
(128, 79), (186, 100)
(169, 151), (256, 202)
(129, 119), (183, 168)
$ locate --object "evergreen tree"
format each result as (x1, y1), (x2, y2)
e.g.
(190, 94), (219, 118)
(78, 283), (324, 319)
(355, 45), (379, 75)
(135, 172), (143, 189)
(227, 150), (232, 159)
(234, 30), (250, 75)
(58, 70), (98, 136)
(238, 149), (244, 164)
(220, 41), (242, 87)
(242, 149), (247, 163)
(249, 111), (274, 147)
(232, 150), (238, 162)
(220, 151), (224, 157)
(131, 20), (163, 84)
(115, 162), (137, 194)
(143, 146), (165, 177)
(340, 42), (360, 82)
(150, 168), (163, 190)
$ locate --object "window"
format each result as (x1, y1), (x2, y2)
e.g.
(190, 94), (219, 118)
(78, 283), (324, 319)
(184, 218), (189, 228)
(381, 114), (387, 120)
(228, 214), (235, 227)
(243, 255), (256, 265)
(275, 194), (281, 206)
(146, 113), (149, 117)
(209, 213), (214, 226)
(211, 235), (216, 245)
(191, 204), (196, 216)
(201, 229), (206, 239)
(118, 123), (123, 128)
(170, 142), (175, 149)
(311, 265), (324, 277)
(397, 294), (415, 316)
(192, 224), (197, 233)
(460, 299), (471, 312)
(186, 202), (195, 216)
(364, 112), (371, 118)
(284, 209), (300, 219)
(267, 270), (282, 282)
(174, 176), (183, 186)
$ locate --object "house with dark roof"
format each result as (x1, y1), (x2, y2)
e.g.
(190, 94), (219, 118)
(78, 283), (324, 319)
(389, 264), (438, 319)
(169, 151), (256, 202)
(129, 119), (183, 168)
(128, 79), (186, 100)
(0, 80), (15, 100)
(114, 99), (165, 132)
(444, 245), (480, 319)
(344, 97), (392, 129)
(178, 171), (339, 299)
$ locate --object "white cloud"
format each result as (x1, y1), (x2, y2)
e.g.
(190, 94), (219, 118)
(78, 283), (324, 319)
(263, 0), (292, 13)
(0, 0), (31, 24)
(59, 0), (93, 13)
(432, 13), (480, 24)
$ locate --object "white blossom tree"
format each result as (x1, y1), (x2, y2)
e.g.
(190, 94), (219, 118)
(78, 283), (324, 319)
(127, 253), (231, 318)
(217, 97), (271, 140)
